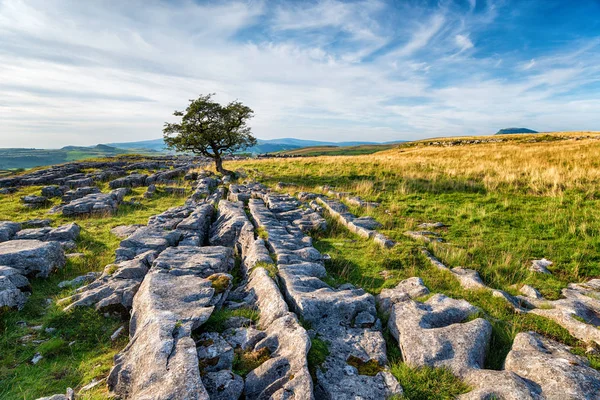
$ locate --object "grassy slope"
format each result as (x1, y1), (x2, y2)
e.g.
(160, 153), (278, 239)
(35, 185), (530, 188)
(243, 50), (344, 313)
(228, 132), (600, 397)
(0, 180), (191, 399)
(276, 143), (397, 156)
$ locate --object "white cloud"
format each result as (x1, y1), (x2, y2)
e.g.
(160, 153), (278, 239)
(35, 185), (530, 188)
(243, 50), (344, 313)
(455, 34), (474, 53)
(0, 0), (599, 148)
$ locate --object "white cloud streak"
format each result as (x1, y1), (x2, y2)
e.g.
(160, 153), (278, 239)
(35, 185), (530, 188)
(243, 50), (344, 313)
(0, 0), (599, 148)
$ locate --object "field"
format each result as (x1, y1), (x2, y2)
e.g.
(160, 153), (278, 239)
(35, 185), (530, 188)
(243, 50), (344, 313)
(0, 146), (158, 170)
(0, 180), (192, 399)
(228, 131), (600, 392)
(1, 131), (600, 399)
(276, 143), (398, 156)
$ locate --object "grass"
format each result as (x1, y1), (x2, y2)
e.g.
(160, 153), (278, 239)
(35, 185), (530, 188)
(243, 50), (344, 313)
(201, 307), (260, 333)
(0, 184), (190, 399)
(232, 347), (271, 377)
(390, 363), (471, 400)
(307, 336), (330, 380)
(226, 131), (600, 395)
(276, 144), (397, 156)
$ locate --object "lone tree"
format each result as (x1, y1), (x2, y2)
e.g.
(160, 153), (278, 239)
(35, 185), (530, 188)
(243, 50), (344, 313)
(163, 94), (257, 174)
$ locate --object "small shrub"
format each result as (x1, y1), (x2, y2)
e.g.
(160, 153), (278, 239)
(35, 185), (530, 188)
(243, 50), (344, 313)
(232, 347), (271, 377)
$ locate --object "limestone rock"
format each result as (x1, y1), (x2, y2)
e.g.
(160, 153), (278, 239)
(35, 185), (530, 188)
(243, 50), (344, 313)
(248, 267), (289, 328)
(110, 224), (144, 238)
(389, 294), (491, 376)
(0, 221), (21, 242)
(520, 284), (543, 299)
(115, 227), (183, 261)
(21, 195), (51, 208)
(530, 258), (552, 274)
(58, 272), (100, 288)
(61, 186), (100, 203)
(451, 267), (487, 290)
(459, 369), (543, 400)
(505, 331), (600, 399)
(377, 277), (430, 313)
(61, 189), (130, 217)
(0, 275), (28, 309)
(107, 262), (218, 399)
(245, 313), (314, 400)
(202, 370), (244, 400)
(35, 388), (74, 400)
(109, 173), (147, 189)
(197, 332), (234, 372)
(59, 251), (155, 313)
(0, 240), (65, 278)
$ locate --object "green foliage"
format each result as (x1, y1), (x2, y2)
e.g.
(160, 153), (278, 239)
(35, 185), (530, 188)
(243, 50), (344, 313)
(390, 363), (471, 400)
(346, 356), (384, 376)
(208, 274), (231, 294)
(0, 183), (189, 399)
(232, 347), (271, 377)
(202, 308), (259, 333)
(307, 336), (330, 380)
(163, 93), (256, 172)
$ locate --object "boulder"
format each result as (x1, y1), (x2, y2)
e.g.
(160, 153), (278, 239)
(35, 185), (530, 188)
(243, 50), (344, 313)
(109, 173), (147, 189)
(58, 272), (100, 289)
(202, 370), (244, 400)
(530, 258), (552, 274)
(59, 251), (155, 313)
(377, 277), (430, 313)
(505, 331), (600, 399)
(0, 240), (65, 278)
(21, 195), (50, 208)
(0, 221), (21, 242)
(0, 275), (28, 309)
(41, 185), (65, 198)
(388, 294), (491, 376)
(61, 186), (100, 203)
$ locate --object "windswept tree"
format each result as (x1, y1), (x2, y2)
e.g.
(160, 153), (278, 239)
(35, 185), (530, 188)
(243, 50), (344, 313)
(163, 94), (257, 174)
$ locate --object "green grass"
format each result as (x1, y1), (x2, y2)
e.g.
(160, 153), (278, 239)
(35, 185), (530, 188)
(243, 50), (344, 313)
(0, 185), (190, 399)
(228, 151), (600, 391)
(201, 307), (260, 333)
(307, 336), (330, 380)
(390, 363), (471, 400)
(277, 144), (397, 156)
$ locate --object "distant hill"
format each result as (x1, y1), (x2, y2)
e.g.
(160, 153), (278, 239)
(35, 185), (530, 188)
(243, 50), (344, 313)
(0, 145), (130, 170)
(495, 128), (538, 135)
(106, 137), (387, 154)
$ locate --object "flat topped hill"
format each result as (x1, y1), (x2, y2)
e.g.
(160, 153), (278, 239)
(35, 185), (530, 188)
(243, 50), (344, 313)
(495, 127), (538, 134)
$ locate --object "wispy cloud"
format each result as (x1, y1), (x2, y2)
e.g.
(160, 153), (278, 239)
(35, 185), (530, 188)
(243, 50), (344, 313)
(0, 0), (599, 147)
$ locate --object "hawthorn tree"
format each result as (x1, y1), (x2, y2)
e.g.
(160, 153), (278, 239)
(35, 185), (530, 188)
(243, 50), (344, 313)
(163, 94), (257, 174)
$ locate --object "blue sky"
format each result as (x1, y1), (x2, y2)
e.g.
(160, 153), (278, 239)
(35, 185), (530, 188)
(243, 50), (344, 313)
(1, 0), (599, 148)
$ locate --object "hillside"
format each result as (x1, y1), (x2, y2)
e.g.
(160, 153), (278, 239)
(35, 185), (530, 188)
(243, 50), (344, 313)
(276, 143), (398, 156)
(107, 137), (384, 154)
(0, 145), (131, 170)
(495, 127), (538, 134)
(1, 131), (600, 399)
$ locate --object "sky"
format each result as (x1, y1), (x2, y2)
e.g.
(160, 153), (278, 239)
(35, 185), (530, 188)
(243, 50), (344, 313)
(1, 0), (600, 148)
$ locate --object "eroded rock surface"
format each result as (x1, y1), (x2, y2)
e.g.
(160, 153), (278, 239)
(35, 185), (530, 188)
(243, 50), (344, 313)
(0, 239), (65, 278)
(107, 245), (234, 399)
(59, 251), (155, 313)
(505, 331), (600, 399)
(389, 293), (491, 376)
(317, 197), (394, 248)
(249, 197), (401, 399)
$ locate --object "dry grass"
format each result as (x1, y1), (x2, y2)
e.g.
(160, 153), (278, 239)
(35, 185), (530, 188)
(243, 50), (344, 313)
(233, 132), (600, 198)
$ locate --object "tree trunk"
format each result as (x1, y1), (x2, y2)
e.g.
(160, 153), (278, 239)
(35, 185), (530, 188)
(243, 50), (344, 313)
(214, 154), (231, 175)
